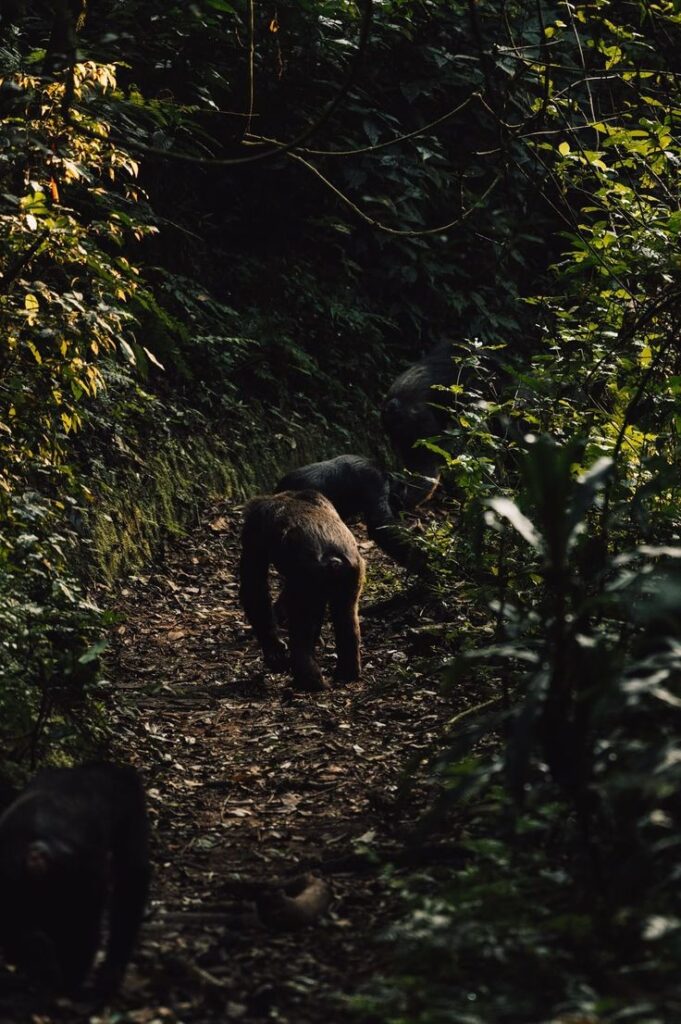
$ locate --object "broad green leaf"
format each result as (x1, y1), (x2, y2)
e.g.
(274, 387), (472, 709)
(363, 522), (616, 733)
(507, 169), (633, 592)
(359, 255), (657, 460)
(486, 497), (542, 549)
(119, 339), (137, 365)
(143, 346), (165, 370)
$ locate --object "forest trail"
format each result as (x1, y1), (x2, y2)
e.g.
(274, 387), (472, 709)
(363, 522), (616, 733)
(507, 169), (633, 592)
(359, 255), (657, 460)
(59, 499), (468, 1023)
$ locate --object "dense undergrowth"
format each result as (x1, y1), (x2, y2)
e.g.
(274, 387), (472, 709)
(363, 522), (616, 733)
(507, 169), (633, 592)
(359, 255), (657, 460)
(1, 0), (680, 1020)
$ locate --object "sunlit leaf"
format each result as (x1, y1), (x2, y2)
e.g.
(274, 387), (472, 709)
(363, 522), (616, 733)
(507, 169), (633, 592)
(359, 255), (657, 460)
(119, 339), (136, 364)
(143, 347), (165, 371)
(486, 497), (542, 549)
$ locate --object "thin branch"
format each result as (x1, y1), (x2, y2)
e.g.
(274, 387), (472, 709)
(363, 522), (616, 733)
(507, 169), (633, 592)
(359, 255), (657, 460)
(443, 695), (504, 734)
(244, 0), (256, 138)
(601, 328), (679, 542)
(253, 140), (503, 237)
(534, 0), (550, 120)
(291, 94), (479, 157)
(512, 141), (637, 299)
(466, 0), (498, 107)
(63, 0), (373, 167)
(0, 230), (50, 294)
(582, 282), (681, 394)
(166, 956), (230, 990)
(612, 334), (678, 464)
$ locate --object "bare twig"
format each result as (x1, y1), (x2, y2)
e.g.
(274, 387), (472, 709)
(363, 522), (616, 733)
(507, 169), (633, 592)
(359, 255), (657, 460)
(273, 144), (504, 237)
(166, 956), (230, 990)
(291, 94), (479, 157)
(0, 230), (50, 294)
(244, 0), (256, 138)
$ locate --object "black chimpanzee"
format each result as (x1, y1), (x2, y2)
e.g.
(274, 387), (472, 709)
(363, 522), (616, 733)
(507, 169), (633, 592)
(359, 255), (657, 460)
(276, 454), (427, 571)
(381, 341), (456, 484)
(240, 490), (365, 692)
(0, 762), (150, 996)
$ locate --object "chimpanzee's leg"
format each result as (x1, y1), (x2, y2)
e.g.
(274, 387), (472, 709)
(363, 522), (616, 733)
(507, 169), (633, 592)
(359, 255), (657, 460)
(97, 790), (150, 995)
(329, 569), (364, 683)
(363, 476), (429, 572)
(286, 584), (328, 691)
(240, 517), (288, 671)
(57, 875), (106, 992)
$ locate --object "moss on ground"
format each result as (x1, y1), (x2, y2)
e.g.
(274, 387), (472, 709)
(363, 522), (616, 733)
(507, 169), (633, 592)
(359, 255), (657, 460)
(88, 395), (384, 582)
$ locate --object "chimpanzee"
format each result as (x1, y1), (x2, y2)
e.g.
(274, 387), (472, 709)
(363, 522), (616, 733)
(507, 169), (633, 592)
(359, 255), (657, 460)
(0, 762), (150, 996)
(382, 341), (456, 482)
(239, 490), (365, 691)
(276, 454), (427, 571)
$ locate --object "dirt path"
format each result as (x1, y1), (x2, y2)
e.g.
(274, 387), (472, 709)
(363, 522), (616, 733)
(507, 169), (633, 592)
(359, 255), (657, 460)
(14, 499), (471, 1024)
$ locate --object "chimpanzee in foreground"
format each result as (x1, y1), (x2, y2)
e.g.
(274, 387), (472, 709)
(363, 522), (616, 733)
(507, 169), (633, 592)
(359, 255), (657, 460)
(276, 454), (426, 572)
(381, 341), (456, 485)
(240, 490), (365, 691)
(0, 762), (150, 997)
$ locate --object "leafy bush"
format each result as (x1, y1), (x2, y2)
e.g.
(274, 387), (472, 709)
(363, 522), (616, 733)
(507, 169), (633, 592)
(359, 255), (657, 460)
(357, 437), (681, 1023)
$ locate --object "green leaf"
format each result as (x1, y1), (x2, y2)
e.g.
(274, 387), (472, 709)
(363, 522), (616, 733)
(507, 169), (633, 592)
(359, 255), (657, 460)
(486, 497), (542, 549)
(78, 638), (108, 665)
(566, 456), (614, 541)
(143, 347), (165, 371)
(119, 339), (137, 365)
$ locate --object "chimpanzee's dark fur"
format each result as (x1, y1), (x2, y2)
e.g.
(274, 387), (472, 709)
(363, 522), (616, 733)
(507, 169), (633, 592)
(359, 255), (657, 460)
(240, 490), (365, 691)
(0, 762), (150, 996)
(277, 455), (395, 522)
(382, 342), (456, 484)
(276, 455), (426, 571)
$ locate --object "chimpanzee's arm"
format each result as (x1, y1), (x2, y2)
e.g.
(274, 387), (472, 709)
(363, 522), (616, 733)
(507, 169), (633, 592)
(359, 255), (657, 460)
(98, 769), (150, 994)
(364, 484), (427, 573)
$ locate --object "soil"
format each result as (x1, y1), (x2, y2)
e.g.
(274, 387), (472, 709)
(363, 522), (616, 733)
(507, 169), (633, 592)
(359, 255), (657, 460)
(0, 498), (477, 1024)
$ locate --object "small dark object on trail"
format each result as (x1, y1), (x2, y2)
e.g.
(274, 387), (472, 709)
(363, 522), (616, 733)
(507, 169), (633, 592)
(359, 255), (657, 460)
(256, 874), (332, 931)
(382, 341), (456, 488)
(0, 762), (150, 997)
(239, 490), (365, 692)
(276, 454), (427, 572)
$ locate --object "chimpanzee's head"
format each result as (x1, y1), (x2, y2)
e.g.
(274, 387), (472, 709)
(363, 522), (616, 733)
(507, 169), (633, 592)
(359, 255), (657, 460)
(382, 398), (442, 457)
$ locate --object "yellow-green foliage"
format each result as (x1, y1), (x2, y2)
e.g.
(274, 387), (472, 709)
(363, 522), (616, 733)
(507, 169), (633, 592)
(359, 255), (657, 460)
(0, 63), (156, 508)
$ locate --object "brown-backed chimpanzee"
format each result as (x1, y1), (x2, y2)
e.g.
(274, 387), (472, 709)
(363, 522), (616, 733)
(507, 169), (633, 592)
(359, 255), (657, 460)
(276, 455), (426, 572)
(239, 490), (365, 691)
(382, 341), (456, 489)
(0, 762), (150, 996)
